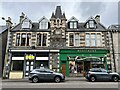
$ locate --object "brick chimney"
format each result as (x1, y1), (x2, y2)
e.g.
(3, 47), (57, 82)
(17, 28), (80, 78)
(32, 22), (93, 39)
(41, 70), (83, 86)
(95, 15), (100, 23)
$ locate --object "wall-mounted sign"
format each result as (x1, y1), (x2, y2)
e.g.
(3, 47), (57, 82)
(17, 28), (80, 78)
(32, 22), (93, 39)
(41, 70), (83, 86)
(26, 54), (35, 60)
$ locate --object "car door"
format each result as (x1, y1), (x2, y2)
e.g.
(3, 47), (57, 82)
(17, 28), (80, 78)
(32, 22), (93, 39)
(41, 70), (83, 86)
(94, 69), (103, 80)
(37, 69), (46, 80)
(44, 69), (54, 80)
(100, 69), (110, 80)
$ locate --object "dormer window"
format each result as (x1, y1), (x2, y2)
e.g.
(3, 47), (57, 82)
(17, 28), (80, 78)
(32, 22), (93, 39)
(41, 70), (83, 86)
(69, 16), (78, 29)
(89, 20), (94, 28)
(39, 17), (48, 29)
(22, 21), (30, 28)
(70, 22), (77, 29)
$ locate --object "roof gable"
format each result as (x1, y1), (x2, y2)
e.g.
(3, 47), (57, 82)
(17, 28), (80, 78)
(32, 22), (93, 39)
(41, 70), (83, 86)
(68, 16), (79, 22)
(39, 16), (49, 22)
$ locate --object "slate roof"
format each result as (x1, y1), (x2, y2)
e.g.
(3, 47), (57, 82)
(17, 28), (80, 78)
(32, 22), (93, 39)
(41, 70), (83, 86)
(11, 22), (50, 32)
(108, 25), (120, 31)
(0, 25), (8, 34)
(66, 22), (107, 32)
(55, 6), (62, 18)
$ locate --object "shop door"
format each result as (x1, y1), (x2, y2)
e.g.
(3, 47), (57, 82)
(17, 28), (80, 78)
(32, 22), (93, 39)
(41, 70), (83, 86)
(84, 61), (90, 72)
(25, 61), (34, 77)
(62, 64), (66, 76)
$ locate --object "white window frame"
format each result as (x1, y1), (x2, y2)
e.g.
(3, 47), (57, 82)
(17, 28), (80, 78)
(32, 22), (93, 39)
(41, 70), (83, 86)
(74, 33), (80, 46)
(22, 21), (30, 29)
(39, 19), (48, 29)
(89, 20), (94, 28)
(86, 34), (90, 46)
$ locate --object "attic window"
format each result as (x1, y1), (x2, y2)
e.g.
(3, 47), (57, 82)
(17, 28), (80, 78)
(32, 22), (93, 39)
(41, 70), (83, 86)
(22, 21), (30, 28)
(89, 20), (94, 28)
(39, 19), (48, 29)
(70, 22), (77, 29)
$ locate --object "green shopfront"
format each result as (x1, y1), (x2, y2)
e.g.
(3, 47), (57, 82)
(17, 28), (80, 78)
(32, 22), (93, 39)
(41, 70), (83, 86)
(59, 49), (111, 77)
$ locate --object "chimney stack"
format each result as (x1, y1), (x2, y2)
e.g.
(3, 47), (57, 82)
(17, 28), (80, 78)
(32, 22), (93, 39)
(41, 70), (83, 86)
(95, 15), (100, 23)
(19, 12), (25, 23)
(6, 17), (13, 28)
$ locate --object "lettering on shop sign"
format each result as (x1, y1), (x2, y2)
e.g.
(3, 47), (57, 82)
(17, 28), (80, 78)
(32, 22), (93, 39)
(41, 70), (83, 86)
(25, 54), (35, 60)
(77, 50), (97, 52)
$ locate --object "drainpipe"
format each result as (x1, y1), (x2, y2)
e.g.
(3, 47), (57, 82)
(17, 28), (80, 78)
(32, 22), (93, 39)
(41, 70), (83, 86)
(110, 31), (116, 72)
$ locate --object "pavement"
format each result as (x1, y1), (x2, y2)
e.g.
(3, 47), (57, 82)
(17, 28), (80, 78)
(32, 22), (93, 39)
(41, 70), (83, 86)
(2, 77), (86, 82)
(1, 77), (119, 88)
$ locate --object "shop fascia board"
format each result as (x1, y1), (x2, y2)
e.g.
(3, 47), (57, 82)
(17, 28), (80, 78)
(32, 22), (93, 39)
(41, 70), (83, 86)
(10, 49), (59, 52)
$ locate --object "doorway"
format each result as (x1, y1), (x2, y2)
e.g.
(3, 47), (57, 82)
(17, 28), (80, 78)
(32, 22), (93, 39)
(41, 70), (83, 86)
(62, 61), (66, 76)
(25, 60), (34, 77)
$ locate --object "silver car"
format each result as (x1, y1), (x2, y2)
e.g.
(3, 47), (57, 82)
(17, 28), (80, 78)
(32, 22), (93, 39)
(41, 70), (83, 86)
(29, 68), (65, 83)
(86, 68), (120, 82)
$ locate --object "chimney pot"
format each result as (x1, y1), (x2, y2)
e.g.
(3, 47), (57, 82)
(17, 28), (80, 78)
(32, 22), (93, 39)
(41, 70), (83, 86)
(95, 15), (100, 23)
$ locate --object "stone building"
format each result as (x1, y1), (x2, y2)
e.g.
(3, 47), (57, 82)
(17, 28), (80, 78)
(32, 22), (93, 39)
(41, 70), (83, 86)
(108, 25), (120, 72)
(3, 6), (111, 79)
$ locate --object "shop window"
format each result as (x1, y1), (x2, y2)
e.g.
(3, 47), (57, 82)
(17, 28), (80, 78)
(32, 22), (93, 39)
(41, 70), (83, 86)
(35, 60), (48, 69)
(11, 61), (24, 71)
(21, 33), (26, 46)
(91, 34), (96, 46)
(69, 33), (74, 46)
(16, 33), (20, 46)
(74, 33), (80, 46)
(86, 34), (90, 46)
(26, 33), (31, 46)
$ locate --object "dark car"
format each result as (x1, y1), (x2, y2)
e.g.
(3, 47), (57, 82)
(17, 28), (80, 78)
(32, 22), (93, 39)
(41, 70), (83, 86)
(29, 68), (65, 83)
(86, 68), (120, 82)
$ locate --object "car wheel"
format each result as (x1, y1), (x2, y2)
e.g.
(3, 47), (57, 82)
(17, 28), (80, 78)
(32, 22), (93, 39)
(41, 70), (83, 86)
(112, 76), (119, 82)
(90, 76), (96, 82)
(32, 77), (39, 83)
(54, 76), (61, 83)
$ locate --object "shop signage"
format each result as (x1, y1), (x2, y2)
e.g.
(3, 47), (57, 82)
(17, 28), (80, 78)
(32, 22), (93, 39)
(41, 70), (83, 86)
(26, 54), (35, 60)
(91, 62), (103, 64)
(77, 49), (97, 53)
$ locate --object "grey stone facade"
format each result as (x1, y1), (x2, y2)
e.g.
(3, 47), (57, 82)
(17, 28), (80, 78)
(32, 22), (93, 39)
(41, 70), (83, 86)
(3, 6), (112, 78)
(108, 25), (120, 72)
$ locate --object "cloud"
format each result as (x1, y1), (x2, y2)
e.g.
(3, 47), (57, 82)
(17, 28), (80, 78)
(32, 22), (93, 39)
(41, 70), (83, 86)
(76, 2), (106, 19)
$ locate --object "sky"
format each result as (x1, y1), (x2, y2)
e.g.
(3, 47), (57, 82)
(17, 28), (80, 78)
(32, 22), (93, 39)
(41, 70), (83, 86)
(0, 1), (119, 28)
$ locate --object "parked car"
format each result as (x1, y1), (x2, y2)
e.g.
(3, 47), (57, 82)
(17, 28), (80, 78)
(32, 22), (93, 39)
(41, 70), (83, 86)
(29, 68), (65, 83)
(86, 68), (120, 82)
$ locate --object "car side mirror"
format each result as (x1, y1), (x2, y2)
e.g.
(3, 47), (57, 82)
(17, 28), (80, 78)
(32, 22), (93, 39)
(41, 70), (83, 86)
(50, 71), (53, 73)
(107, 70), (111, 73)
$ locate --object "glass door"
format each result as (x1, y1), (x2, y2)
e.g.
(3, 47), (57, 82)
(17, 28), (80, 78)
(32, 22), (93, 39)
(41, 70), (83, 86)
(25, 61), (34, 77)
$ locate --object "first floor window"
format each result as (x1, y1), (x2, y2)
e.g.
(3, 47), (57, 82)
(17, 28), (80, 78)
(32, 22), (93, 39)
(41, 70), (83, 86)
(97, 33), (101, 46)
(75, 33), (80, 46)
(11, 61), (24, 71)
(16, 33), (20, 46)
(91, 34), (96, 46)
(69, 33), (74, 46)
(42, 34), (47, 46)
(21, 33), (26, 46)
(86, 34), (90, 46)
(37, 33), (41, 46)
(37, 33), (47, 46)
(27, 33), (31, 46)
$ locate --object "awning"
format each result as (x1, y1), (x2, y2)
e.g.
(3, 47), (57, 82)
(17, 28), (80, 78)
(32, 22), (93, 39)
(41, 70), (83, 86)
(76, 57), (101, 62)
